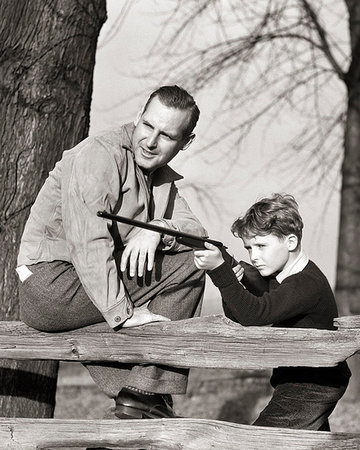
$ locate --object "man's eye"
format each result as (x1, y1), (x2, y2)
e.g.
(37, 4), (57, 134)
(160, 133), (173, 141)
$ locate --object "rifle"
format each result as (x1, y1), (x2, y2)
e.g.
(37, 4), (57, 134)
(97, 210), (269, 295)
(97, 210), (236, 266)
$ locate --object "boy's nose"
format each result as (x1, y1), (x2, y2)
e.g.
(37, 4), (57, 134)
(250, 250), (259, 263)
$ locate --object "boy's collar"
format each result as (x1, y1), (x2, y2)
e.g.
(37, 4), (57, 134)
(275, 249), (309, 284)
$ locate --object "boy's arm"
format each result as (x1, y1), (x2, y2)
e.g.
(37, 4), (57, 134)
(239, 261), (270, 296)
(208, 262), (319, 326)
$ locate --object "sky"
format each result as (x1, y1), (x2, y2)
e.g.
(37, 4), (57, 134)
(90, 0), (346, 314)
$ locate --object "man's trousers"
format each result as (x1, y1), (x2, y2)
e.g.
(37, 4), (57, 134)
(19, 250), (205, 398)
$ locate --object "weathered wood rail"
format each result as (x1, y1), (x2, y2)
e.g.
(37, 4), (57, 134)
(0, 315), (359, 369)
(2, 418), (360, 450)
(1, 315), (360, 449)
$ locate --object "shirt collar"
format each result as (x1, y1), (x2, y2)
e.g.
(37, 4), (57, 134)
(275, 249), (309, 284)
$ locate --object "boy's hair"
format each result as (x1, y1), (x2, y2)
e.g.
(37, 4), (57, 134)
(231, 194), (303, 242)
(143, 85), (200, 137)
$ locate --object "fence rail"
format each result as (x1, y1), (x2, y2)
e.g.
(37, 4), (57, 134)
(2, 417), (360, 450)
(1, 315), (360, 449)
(0, 315), (359, 370)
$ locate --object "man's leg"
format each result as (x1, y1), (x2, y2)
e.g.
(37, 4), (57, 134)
(19, 252), (204, 415)
(19, 260), (104, 331)
(253, 382), (348, 430)
(86, 250), (205, 397)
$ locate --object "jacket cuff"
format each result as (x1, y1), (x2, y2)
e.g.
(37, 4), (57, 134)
(102, 297), (134, 329)
(208, 261), (237, 287)
(150, 219), (177, 251)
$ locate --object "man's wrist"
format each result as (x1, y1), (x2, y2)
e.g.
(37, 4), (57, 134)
(150, 219), (176, 249)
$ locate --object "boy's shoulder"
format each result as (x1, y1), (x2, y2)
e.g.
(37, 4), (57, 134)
(284, 259), (331, 292)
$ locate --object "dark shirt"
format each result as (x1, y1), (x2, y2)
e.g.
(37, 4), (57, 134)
(209, 260), (351, 387)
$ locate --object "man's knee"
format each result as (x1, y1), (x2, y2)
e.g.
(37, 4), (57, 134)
(161, 249), (204, 280)
(19, 284), (57, 332)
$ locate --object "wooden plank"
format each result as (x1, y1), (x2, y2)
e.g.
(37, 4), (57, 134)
(334, 315), (360, 329)
(1, 418), (360, 450)
(0, 316), (359, 369)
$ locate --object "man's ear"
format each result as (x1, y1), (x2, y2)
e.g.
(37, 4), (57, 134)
(181, 133), (195, 151)
(134, 106), (145, 126)
(287, 234), (298, 251)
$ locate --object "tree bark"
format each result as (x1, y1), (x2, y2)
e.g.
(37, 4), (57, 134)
(336, 0), (360, 399)
(336, 0), (360, 316)
(0, 0), (106, 417)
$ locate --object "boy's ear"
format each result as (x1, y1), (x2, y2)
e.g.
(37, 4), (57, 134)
(181, 133), (195, 151)
(287, 234), (298, 251)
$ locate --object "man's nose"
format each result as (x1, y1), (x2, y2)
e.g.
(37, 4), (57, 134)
(146, 131), (158, 148)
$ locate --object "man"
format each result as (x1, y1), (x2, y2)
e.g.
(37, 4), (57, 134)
(17, 85), (206, 419)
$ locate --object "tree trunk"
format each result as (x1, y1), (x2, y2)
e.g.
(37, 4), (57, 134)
(0, 0), (106, 417)
(336, 0), (360, 316)
(335, 0), (360, 400)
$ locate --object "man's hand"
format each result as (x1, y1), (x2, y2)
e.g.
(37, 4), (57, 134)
(232, 264), (244, 283)
(122, 305), (170, 328)
(120, 229), (161, 277)
(193, 242), (224, 271)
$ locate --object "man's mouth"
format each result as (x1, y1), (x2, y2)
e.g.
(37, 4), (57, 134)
(141, 147), (156, 158)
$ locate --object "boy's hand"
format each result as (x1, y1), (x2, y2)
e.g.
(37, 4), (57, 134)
(194, 242), (224, 271)
(232, 264), (244, 283)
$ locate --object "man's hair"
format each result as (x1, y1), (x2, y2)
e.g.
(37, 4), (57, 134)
(231, 193), (303, 242)
(143, 85), (200, 137)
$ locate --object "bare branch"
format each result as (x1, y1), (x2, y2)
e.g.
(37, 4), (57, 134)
(300, 0), (345, 79)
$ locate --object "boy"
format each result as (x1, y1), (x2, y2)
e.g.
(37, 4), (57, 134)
(194, 194), (351, 430)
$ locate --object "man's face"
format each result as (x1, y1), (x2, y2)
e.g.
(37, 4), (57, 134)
(242, 233), (294, 277)
(132, 96), (192, 173)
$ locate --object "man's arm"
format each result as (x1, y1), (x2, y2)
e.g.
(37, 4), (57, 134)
(63, 141), (134, 329)
(154, 185), (208, 252)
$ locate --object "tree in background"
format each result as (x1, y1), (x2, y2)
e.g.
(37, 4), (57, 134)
(137, 0), (359, 318)
(0, 0), (106, 416)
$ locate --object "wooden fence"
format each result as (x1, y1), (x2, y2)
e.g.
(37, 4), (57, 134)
(1, 315), (360, 449)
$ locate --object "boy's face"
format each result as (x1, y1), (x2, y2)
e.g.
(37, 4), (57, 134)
(242, 233), (297, 277)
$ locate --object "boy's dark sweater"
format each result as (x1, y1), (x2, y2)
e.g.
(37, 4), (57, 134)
(209, 259), (351, 388)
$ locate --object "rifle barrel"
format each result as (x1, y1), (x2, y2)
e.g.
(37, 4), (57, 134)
(97, 210), (225, 248)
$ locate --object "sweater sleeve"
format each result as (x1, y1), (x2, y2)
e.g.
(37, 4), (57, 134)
(208, 262), (321, 326)
(239, 261), (270, 296)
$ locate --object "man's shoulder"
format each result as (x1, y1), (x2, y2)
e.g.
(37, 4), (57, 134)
(65, 123), (134, 162)
(91, 123), (134, 149)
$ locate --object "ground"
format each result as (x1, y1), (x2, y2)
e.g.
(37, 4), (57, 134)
(54, 359), (360, 449)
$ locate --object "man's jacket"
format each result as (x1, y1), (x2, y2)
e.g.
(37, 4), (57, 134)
(18, 123), (207, 328)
